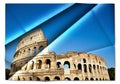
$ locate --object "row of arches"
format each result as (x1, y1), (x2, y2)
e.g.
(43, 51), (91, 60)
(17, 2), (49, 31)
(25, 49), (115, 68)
(16, 76), (107, 81)
(23, 59), (107, 77)
(32, 59), (106, 73)
(56, 61), (107, 74)
(25, 59), (51, 70)
(14, 45), (45, 59)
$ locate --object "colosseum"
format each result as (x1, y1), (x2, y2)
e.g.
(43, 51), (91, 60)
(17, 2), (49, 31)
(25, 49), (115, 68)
(9, 29), (110, 81)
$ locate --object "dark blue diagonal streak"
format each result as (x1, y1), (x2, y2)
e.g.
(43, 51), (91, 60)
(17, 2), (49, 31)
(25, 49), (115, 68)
(5, 4), (96, 69)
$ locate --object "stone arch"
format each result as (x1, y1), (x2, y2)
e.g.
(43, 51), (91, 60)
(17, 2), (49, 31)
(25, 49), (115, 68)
(29, 77), (32, 80)
(23, 77), (25, 80)
(90, 78), (94, 80)
(100, 66), (102, 74)
(64, 61), (70, 68)
(54, 76), (60, 80)
(18, 76), (20, 80)
(46, 59), (51, 69)
(36, 77), (40, 81)
(85, 77), (89, 80)
(89, 64), (92, 73)
(99, 61), (101, 65)
(34, 47), (37, 55)
(97, 65), (99, 73)
(83, 59), (86, 63)
(74, 77), (79, 80)
(74, 64), (76, 69)
(96, 78), (98, 80)
(25, 64), (27, 70)
(28, 48), (30, 54)
(39, 46), (44, 52)
(57, 62), (61, 68)
(78, 63), (82, 70)
(65, 77), (71, 80)
(38, 60), (42, 69)
(45, 76), (50, 81)
(31, 61), (34, 70)
(23, 49), (25, 53)
(93, 65), (95, 70)
(84, 64), (87, 73)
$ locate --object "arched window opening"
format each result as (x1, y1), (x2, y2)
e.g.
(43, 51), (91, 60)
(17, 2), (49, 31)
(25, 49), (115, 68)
(85, 77), (89, 80)
(23, 77), (25, 80)
(74, 64), (76, 69)
(90, 78), (94, 80)
(89, 64), (92, 73)
(23, 50), (25, 55)
(93, 65), (95, 70)
(29, 77), (32, 81)
(96, 78), (98, 80)
(99, 78), (101, 80)
(39, 46), (44, 52)
(54, 76), (60, 80)
(46, 59), (51, 69)
(64, 61), (70, 69)
(74, 77), (79, 80)
(84, 64), (87, 73)
(78, 64), (82, 70)
(83, 59), (86, 63)
(38, 60), (42, 69)
(34, 47), (37, 55)
(99, 61), (101, 65)
(28, 48), (30, 54)
(45, 77), (50, 81)
(18, 76), (20, 80)
(25, 64), (27, 70)
(36, 77), (40, 81)
(57, 62), (61, 68)
(97, 65), (99, 73)
(31, 61), (34, 70)
(65, 77), (71, 81)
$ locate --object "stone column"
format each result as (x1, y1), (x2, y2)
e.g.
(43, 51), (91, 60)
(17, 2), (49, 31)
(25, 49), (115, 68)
(36, 46), (39, 54)
(81, 63), (85, 80)
(61, 61), (64, 68)
(33, 60), (37, 70)
(86, 63), (90, 79)
(91, 64), (95, 76)
(70, 61), (74, 70)
(41, 59), (46, 69)
(51, 59), (57, 69)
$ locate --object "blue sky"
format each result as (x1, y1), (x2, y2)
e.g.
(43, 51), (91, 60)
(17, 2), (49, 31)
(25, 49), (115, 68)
(5, 4), (115, 69)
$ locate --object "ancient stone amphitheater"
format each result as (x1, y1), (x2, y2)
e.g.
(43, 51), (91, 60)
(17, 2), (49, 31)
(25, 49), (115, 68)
(9, 29), (110, 81)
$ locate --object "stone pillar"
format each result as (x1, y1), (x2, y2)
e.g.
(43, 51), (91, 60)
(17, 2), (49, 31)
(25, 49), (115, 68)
(33, 60), (37, 70)
(86, 63), (90, 79)
(81, 63), (85, 80)
(27, 62), (32, 70)
(71, 62), (75, 70)
(31, 47), (34, 56)
(97, 65), (99, 79)
(61, 61), (64, 68)
(41, 59), (46, 69)
(51, 59), (57, 69)
(36, 46), (39, 54)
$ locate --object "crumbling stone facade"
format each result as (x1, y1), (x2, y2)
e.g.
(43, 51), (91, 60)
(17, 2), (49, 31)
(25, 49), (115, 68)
(9, 29), (110, 81)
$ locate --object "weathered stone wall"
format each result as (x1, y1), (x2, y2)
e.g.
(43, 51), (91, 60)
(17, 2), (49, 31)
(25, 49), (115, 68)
(9, 29), (47, 76)
(9, 29), (109, 81)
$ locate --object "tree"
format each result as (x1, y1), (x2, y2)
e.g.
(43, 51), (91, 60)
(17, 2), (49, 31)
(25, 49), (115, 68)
(5, 69), (10, 80)
(108, 67), (115, 80)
